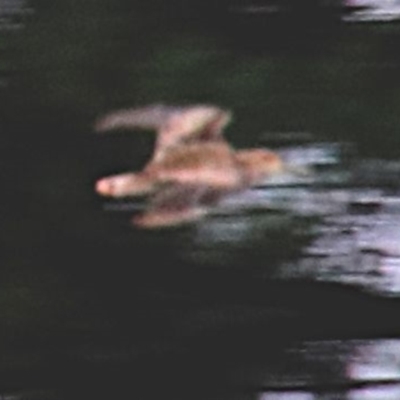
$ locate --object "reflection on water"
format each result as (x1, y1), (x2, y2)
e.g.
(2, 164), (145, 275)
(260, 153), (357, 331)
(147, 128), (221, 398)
(349, 385), (400, 400)
(275, 142), (400, 296)
(348, 339), (400, 382)
(127, 139), (400, 296)
(4, 337), (400, 399)
(344, 0), (400, 22)
(260, 393), (314, 400)
(93, 140), (400, 399)
(256, 339), (400, 399)
(88, 139), (400, 400)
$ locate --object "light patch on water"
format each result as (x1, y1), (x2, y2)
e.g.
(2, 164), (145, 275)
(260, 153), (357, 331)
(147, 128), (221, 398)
(350, 189), (384, 204)
(348, 384), (400, 400)
(259, 171), (316, 187)
(258, 392), (314, 400)
(357, 222), (400, 257)
(215, 187), (336, 216)
(279, 143), (342, 167)
(101, 141), (400, 298)
(215, 189), (275, 213)
(383, 197), (400, 214)
(344, 0), (400, 22)
(255, 339), (400, 397)
(274, 181), (400, 296)
(347, 339), (400, 382)
(378, 257), (400, 294)
(193, 216), (255, 245)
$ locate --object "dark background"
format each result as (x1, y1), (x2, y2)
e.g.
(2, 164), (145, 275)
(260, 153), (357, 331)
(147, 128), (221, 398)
(2, 1), (400, 398)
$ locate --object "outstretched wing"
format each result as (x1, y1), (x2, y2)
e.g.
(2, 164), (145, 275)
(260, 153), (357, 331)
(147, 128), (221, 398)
(94, 104), (232, 162)
(132, 183), (228, 229)
(94, 104), (180, 133)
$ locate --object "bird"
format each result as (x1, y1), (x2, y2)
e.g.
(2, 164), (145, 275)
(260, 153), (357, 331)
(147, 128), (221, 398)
(132, 147), (284, 229)
(95, 141), (284, 228)
(94, 104), (287, 228)
(95, 141), (240, 198)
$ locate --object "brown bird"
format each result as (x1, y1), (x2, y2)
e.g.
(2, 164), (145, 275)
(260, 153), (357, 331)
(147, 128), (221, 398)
(132, 147), (284, 229)
(95, 141), (284, 228)
(94, 104), (288, 228)
(94, 104), (231, 162)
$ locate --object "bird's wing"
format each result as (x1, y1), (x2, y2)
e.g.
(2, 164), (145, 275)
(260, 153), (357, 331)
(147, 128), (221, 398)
(94, 104), (232, 164)
(94, 104), (181, 133)
(94, 104), (231, 142)
(153, 106), (231, 160)
(159, 105), (231, 140)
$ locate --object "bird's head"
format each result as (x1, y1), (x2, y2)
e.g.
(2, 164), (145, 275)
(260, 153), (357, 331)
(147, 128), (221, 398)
(235, 149), (284, 185)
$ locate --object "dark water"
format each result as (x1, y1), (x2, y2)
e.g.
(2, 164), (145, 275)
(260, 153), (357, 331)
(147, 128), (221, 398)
(2, 1), (400, 399)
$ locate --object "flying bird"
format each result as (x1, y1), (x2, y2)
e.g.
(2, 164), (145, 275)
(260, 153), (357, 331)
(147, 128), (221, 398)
(131, 147), (284, 229)
(94, 105), (286, 228)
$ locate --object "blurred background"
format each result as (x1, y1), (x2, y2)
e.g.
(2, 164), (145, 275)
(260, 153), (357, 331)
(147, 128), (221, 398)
(2, 0), (400, 399)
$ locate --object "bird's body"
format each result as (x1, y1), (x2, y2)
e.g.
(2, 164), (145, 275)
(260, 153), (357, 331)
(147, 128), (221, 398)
(95, 141), (240, 198)
(94, 104), (285, 228)
(95, 141), (283, 197)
